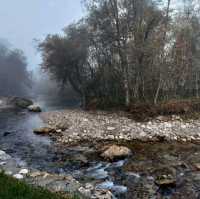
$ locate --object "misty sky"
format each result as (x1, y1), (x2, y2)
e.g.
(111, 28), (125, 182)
(0, 0), (83, 71)
(0, 0), (184, 72)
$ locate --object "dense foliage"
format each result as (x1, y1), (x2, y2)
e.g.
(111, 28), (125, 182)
(39, 0), (200, 108)
(0, 42), (31, 96)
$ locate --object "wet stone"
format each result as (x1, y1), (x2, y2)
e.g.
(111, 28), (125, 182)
(155, 175), (176, 187)
(33, 127), (56, 135)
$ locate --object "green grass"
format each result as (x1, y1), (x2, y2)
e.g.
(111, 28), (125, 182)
(0, 173), (79, 199)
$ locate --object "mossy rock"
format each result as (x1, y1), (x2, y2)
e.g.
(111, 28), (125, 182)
(9, 97), (33, 108)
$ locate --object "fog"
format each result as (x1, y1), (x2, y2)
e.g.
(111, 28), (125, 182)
(0, 41), (31, 96)
(0, 1), (83, 102)
(0, 0), (83, 70)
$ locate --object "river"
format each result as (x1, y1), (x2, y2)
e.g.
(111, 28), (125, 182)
(1, 102), (200, 198)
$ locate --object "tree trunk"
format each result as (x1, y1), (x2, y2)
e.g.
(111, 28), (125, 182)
(196, 73), (199, 98)
(154, 77), (162, 105)
(124, 76), (130, 106)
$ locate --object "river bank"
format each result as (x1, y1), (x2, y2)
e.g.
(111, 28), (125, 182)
(39, 108), (200, 198)
(41, 109), (200, 144)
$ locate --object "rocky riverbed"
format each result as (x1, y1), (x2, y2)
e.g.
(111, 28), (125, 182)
(41, 109), (200, 144)
(0, 149), (115, 199)
(3, 105), (200, 198)
(37, 108), (200, 198)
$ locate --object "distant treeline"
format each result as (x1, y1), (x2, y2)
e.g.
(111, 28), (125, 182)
(0, 42), (31, 96)
(39, 0), (200, 108)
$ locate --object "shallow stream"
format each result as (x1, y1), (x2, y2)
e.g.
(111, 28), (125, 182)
(1, 106), (200, 198)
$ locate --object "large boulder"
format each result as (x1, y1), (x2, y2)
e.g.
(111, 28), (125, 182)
(28, 105), (42, 112)
(101, 145), (132, 161)
(33, 127), (56, 135)
(9, 97), (33, 108)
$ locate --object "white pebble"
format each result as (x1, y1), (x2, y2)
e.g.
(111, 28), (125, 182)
(13, 174), (23, 179)
(19, 169), (29, 175)
(107, 127), (115, 131)
(0, 162), (6, 166)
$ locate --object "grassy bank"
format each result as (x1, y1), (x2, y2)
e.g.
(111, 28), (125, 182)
(0, 173), (78, 199)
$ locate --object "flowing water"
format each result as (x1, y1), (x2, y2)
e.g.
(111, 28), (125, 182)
(1, 104), (200, 198)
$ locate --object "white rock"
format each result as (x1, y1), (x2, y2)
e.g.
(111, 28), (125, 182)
(126, 172), (140, 178)
(78, 187), (91, 197)
(191, 136), (195, 140)
(119, 135), (124, 139)
(181, 125), (186, 129)
(13, 174), (23, 179)
(164, 123), (172, 128)
(85, 183), (94, 190)
(147, 176), (154, 181)
(173, 136), (178, 140)
(107, 135), (115, 140)
(0, 162), (6, 166)
(0, 151), (6, 156)
(139, 132), (147, 137)
(19, 169), (29, 175)
(107, 127), (115, 131)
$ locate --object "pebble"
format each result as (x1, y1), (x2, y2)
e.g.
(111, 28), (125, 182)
(0, 162), (6, 166)
(19, 169), (29, 175)
(13, 174), (24, 179)
(79, 187), (91, 197)
(107, 127), (115, 131)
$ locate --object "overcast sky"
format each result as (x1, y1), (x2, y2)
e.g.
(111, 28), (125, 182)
(0, 0), (83, 70)
(0, 0), (187, 72)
